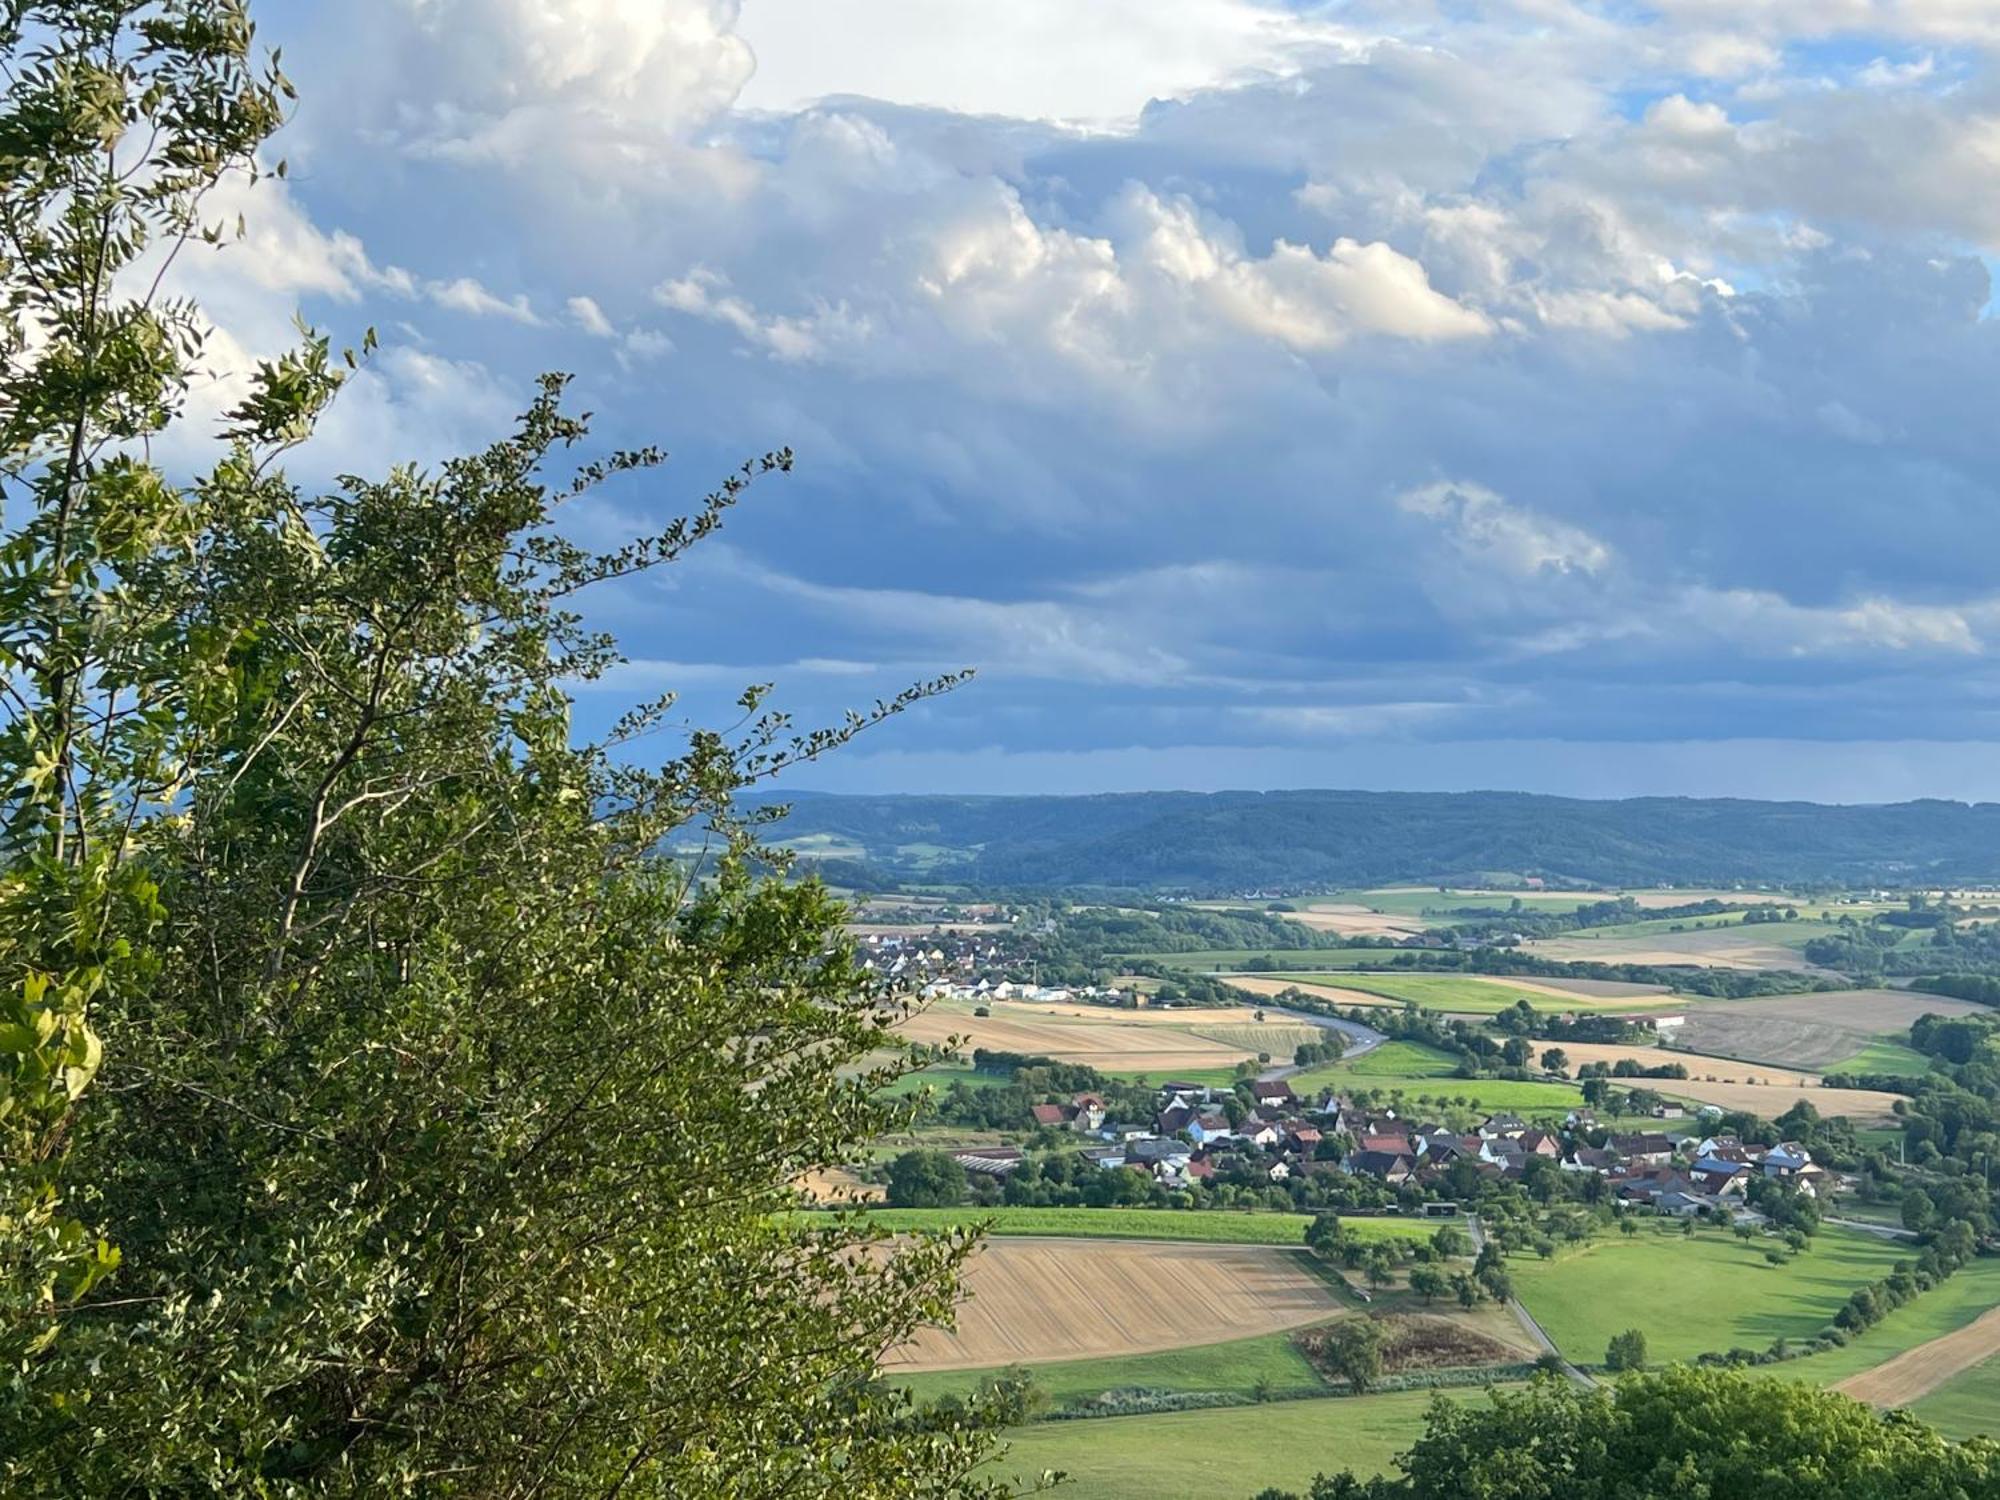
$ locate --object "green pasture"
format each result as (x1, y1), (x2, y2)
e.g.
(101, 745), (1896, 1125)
(876, 1062), (1013, 1098)
(1766, 1252), (2000, 1388)
(1827, 1038), (1934, 1077)
(839, 1206), (1431, 1246)
(978, 1386), (1508, 1498)
(899, 1325), (1331, 1405)
(1289, 1040), (1584, 1114)
(1512, 1225), (1909, 1368)
(1912, 1353), (2000, 1440)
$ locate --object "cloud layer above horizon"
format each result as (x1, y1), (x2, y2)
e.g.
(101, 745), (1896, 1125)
(184, 0), (2000, 801)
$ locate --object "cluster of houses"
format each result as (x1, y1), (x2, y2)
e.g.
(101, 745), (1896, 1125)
(857, 928), (1038, 989)
(950, 1079), (1827, 1215)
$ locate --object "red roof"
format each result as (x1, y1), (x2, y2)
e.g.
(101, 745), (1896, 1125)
(1029, 1104), (1066, 1126)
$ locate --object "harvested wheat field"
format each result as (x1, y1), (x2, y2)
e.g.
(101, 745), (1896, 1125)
(1837, 1306), (2000, 1407)
(1513, 976), (1671, 999)
(1284, 905), (1430, 939)
(883, 1238), (1340, 1372)
(794, 1165), (882, 1205)
(1524, 930), (1820, 972)
(1222, 975), (1407, 1010)
(898, 1000), (1253, 1072)
(1554, 1042), (1821, 1091)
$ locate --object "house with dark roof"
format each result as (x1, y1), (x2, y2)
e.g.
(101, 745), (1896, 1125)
(1346, 1149), (1416, 1184)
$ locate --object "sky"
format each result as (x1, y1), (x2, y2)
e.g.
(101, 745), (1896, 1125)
(170, 0), (2000, 801)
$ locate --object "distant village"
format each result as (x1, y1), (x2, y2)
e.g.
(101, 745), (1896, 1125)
(946, 1076), (1828, 1219)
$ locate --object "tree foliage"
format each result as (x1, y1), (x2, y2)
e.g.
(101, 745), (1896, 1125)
(1256, 1367), (2000, 1499)
(0, 6), (1000, 1495)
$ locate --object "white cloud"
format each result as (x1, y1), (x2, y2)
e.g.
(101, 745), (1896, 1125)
(1398, 481), (1613, 577)
(426, 275), (541, 324)
(567, 295), (616, 337)
(735, 0), (1351, 125)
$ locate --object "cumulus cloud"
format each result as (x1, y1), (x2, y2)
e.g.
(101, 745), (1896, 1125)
(200, 0), (2000, 793)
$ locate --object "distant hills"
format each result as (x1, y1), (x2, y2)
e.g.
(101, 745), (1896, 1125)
(754, 789), (2000, 892)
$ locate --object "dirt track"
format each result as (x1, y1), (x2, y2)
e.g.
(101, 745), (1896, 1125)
(883, 1237), (1341, 1372)
(1836, 1305), (2000, 1407)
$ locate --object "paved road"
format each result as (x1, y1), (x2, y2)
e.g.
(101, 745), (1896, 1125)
(1255, 1005), (1385, 1082)
(1466, 1214), (1596, 1388)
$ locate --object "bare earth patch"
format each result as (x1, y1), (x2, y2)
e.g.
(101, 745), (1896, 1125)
(1553, 1041), (1822, 1090)
(1296, 1312), (1527, 1378)
(883, 1239), (1341, 1372)
(1836, 1306), (2000, 1408)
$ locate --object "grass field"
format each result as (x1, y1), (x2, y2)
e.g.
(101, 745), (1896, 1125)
(844, 1207), (1430, 1246)
(1511, 1226), (1910, 1367)
(979, 1386), (1502, 1498)
(1289, 1040), (1585, 1114)
(876, 1063), (1012, 1098)
(886, 1239), (1339, 1372)
(1912, 1353), (2000, 1439)
(898, 1324), (1330, 1405)
(1827, 1038), (1934, 1076)
(1772, 1254), (2000, 1389)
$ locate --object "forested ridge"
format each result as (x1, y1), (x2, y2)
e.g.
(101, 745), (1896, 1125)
(765, 789), (2000, 890)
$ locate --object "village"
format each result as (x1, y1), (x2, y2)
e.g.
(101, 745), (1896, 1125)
(942, 1075), (1831, 1221)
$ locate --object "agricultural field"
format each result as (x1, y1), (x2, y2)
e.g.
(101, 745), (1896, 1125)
(1773, 1255), (2000, 1393)
(897, 998), (1303, 1075)
(897, 1325), (1330, 1406)
(1912, 1353), (2000, 1440)
(1670, 988), (1981, 1072)
(847, 1206), (1430, 1247)
(1289, 1041), (1585, 1113)
(1232, 972), (1667, 1015)
(1826, 1038), (1934, 1077)
(1521, 924), (1836, 972)
(1836, 1305), (2000, 1410)
(1114, 947), (1406, 972)
(883, 1239), (1340, 1372)
(1546, 1042), (1905, 1124)
(978, 1386), (1506, 1499)
(1511, 1225), (1910, 1367)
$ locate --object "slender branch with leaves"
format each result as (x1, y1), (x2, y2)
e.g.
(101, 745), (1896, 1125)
(0, 6), (1015, 1496)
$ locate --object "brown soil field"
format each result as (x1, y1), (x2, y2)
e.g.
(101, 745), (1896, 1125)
(1553, 1042), (1821, 1090)
(1698, 988), (1988, 1031)
(883, 1239), (1341, 1372)
(898, 1000), (1258, 1072)
(1836, 1305), (2000, 1407)
(1672, 1011), (1875, 1071)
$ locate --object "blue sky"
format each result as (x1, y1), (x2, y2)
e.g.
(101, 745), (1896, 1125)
(171, 1), (2000, 800)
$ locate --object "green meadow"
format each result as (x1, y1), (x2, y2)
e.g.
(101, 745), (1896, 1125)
(1512, 1226), (1910, 1368)
(1290, 1040), (1585, 1114)
(977, 1386), (1507, 1498)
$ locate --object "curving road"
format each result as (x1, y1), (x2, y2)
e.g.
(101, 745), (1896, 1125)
(1253, 1004), (1385, 1082)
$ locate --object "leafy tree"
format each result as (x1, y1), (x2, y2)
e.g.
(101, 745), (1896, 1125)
(1605, 1328), (1648, 1372)
(0, 6), (993, 1495)
(1408, 1265), (1447, 1304)
(1540, 1047), (1569, 1077)
(1322, 1317), (1385, 1394)
(887, 1150), (970, 1208)
(1262, 1367), (2000, 1498)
